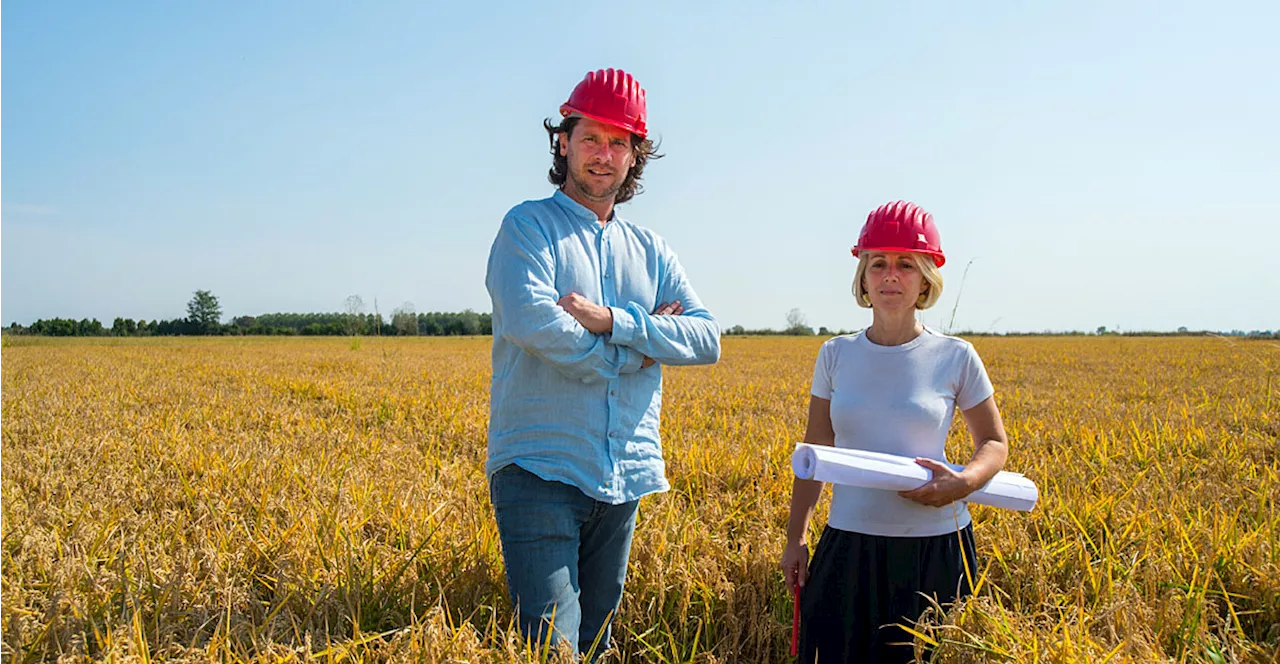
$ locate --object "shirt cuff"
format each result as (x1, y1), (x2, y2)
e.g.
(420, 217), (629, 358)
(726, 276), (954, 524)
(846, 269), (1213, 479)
(609, 305), (638, 347)
(621, 346), (645, 374)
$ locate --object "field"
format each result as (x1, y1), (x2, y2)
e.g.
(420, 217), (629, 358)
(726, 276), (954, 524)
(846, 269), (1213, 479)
(2, 335), (1278, 663)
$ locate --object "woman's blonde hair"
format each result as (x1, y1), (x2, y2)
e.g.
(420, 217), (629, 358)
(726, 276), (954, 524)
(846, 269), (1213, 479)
(852, 252), (944, 310)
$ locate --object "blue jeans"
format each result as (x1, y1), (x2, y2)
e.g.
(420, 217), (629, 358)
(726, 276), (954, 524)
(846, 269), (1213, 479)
(489, 464), (639, 657)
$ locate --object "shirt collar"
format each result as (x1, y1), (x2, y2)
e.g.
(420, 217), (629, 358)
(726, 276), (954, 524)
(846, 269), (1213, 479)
(552, 189), (623, 228)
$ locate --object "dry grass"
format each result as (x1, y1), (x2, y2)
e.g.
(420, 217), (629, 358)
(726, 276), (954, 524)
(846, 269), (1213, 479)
(2, 335), (1277, 663)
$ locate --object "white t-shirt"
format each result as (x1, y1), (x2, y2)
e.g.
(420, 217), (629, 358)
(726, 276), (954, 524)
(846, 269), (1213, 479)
(810, 327), (995, 537)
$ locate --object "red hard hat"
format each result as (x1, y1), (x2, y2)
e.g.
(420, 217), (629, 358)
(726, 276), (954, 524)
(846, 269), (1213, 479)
(851, 201), (946, 267)
(559, 68), (648, 138)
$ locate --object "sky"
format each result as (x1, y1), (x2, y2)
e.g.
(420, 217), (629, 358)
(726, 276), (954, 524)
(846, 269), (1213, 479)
(3, 1), (1278, 334)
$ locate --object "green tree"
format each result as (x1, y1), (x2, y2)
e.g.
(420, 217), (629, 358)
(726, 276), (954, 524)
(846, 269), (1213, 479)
(78, 318), (105, 336)
(343, 295), (366, 335)
(187, 290), (223, 334)
(233, 316), (257, 335)
(392, 302), (418, 336)
(459, 309), (481, 335)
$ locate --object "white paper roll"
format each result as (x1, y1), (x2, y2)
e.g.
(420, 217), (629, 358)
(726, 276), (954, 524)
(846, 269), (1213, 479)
(791, 443), (1038, 512)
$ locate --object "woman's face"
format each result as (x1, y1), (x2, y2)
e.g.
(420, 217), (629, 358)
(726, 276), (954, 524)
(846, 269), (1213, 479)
(863, 252), (927, 312)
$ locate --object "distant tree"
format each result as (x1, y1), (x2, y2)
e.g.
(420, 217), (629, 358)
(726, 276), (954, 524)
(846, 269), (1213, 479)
(30, 319), (71, 336)
(78, 318), (105, 336)
(785, 308), (814, 336)
(234, 316), (257, 331)
(1177, 326), (1188, 333)
(459, 309), (482, 335)
(419, 313), (443, 336)
(1096, 326), (1107, 335)
(343, 295), (366, 335)
(392, 302), (418, 336)
(187, 290), (223, 334)
(818, 326), (831, 336)
(442, 314), (466, 335)
(301, 323), (342, 335)
(154, 318), (194, 336)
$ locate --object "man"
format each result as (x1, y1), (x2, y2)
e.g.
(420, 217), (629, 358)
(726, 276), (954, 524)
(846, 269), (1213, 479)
(484, 68), (721, 656)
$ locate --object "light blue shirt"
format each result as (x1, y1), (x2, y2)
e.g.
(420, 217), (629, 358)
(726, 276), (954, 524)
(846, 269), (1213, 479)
(485, 190), (721, 504)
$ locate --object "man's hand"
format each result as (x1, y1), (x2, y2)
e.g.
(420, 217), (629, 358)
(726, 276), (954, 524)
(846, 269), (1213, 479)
(639, 301), (683, 368)
(557, 293), (613, 334)
(653, 301), (683, 316)
(558, 296), (685, 365)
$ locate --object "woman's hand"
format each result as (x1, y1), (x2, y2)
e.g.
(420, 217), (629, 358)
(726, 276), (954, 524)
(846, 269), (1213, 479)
(898, 458), (977, 508)
(780, 540), (810, 590)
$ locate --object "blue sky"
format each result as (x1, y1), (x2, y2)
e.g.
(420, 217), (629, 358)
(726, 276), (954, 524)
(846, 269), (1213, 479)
(4, 1), (1277, 333)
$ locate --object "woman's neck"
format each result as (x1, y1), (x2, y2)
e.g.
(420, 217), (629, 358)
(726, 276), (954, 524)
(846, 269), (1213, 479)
(866, 310), (923, 346)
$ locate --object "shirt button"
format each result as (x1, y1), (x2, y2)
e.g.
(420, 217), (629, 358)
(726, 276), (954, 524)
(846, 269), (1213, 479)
(609, 432), (618, 438)
(610, 390), (617, 396)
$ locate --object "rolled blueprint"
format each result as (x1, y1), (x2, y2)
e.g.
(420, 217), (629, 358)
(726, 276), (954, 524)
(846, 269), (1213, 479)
(791, 443), (1038, 512)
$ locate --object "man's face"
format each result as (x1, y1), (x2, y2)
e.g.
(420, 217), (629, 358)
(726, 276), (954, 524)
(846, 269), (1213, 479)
(559, 117), (636, 204)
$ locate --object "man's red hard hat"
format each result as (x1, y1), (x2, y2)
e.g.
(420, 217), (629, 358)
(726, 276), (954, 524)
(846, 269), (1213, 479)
(559, 68), (648, 139)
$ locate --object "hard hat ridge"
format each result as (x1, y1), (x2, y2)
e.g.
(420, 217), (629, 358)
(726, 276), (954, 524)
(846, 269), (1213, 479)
(851, 200), (946, 267)
(559, 68), (648, 139)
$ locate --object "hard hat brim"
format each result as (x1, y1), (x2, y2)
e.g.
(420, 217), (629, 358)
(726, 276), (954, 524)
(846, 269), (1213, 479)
(851, 247), (946, 268)
(559, 104), (647, 139)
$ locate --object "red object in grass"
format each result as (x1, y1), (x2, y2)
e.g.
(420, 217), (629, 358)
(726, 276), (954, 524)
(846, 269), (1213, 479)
(791, 584), (800, 657)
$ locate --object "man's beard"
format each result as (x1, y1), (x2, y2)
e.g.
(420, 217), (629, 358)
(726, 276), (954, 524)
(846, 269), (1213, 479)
(568, 167), (623, 202)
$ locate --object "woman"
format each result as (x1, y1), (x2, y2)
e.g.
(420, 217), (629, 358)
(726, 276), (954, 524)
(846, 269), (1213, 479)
(780, 200), (1010, 663)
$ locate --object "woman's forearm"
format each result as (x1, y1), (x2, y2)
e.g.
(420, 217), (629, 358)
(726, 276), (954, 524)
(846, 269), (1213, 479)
(959, 439), (1008, 490)
(786, 477), (824, 544)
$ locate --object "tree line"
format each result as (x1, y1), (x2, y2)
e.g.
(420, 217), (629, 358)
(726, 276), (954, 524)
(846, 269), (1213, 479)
(5, 291), (493, 337)
(4, 291), (1275, 340)
(6, 312), (495, 337)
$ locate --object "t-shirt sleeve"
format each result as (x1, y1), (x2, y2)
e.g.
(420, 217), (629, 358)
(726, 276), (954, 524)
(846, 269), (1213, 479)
(956, 342), (995, 411)
(810, 340), (835, 399)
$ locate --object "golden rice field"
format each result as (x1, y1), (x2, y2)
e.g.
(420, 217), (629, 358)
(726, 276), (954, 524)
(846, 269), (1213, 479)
(2, 335), (1278, 663)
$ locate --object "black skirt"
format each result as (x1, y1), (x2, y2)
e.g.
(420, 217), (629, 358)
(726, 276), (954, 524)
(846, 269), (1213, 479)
(799, 524), (978, 664)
